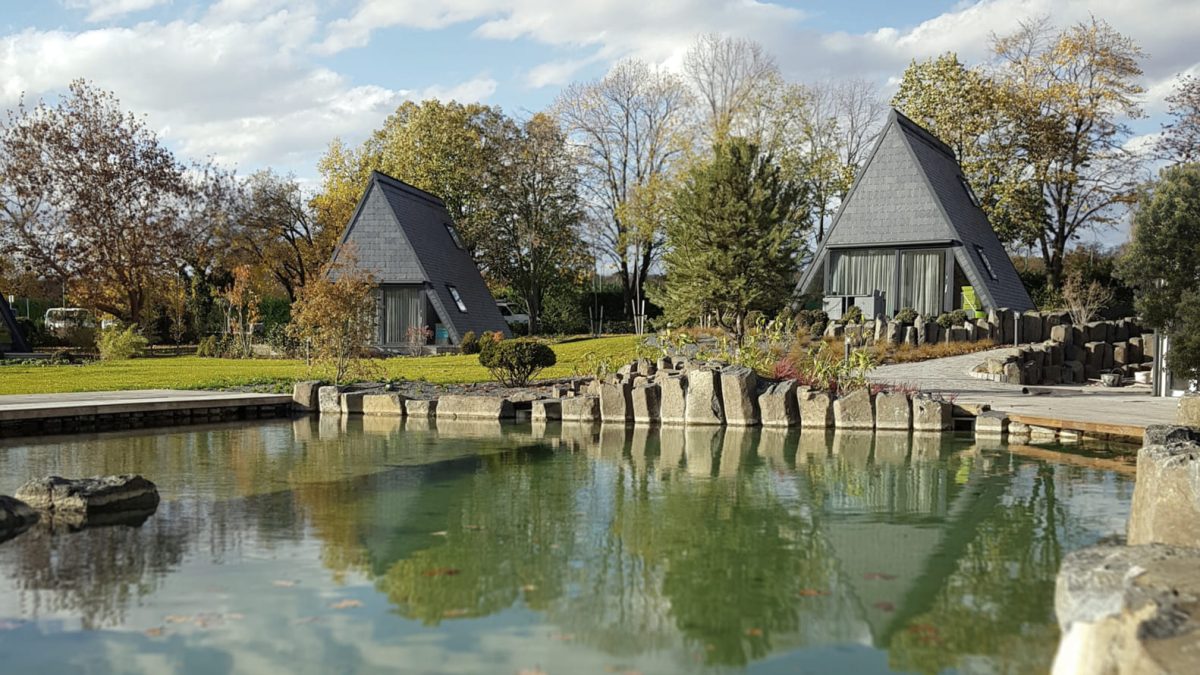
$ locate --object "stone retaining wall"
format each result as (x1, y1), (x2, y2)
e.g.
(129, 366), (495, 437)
(969, 316), (1153, 386)
(304, 363), (958, 433)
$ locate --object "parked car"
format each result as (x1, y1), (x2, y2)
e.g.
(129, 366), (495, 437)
(496, 301), (529, 328)
(43, 307), (95, 335)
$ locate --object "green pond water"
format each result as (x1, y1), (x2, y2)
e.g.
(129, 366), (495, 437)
(0, 418), (1135, 674)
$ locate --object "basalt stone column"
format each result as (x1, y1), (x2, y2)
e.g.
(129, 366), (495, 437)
(292, 381), (322, 412)
(719, 366), (760, 426)
(913, 397), (953, 432)
(599, 380), (633, 424)
(317, 386), (342, 415)
(798, 390), (832, 429)
(659, 375), (687, 425)
(833, 389), (875, 429)
(874, 391), (912, 430)
(757, 380), (799, 428)
(561, 395), (600, 423)
(1127, 425), (1200, 547)
(631, 384), (662, 425)
(684, 369), (724, 426)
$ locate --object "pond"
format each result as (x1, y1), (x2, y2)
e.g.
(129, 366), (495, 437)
(0, 418), (1135, 674)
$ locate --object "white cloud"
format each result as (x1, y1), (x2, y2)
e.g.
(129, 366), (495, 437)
(64, 0), (169, 23)
(0, 4), (497, 173)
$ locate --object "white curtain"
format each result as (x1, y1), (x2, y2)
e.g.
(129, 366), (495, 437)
(383, 287), (423, 344)
(830, 250), (895, 299)
(901, 251), (945, 317)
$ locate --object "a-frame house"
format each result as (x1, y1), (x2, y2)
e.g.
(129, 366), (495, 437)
(331, 171), (511, 350)
(795, 109), (1034, 319)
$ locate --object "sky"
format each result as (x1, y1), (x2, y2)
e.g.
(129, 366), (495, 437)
(1, 0), (1198, 241)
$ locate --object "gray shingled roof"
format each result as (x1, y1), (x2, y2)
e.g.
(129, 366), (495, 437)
(796, 109), (1034, 311)
(332, 171), (512, 343)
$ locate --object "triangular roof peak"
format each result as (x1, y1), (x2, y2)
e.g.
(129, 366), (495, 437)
(888, 108), (958, 161)
(369, 170), (446, 208)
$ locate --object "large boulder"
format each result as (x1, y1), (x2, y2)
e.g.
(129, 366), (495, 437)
(292, 380), (322, 412)
(362, 393), (406, 416)
(561, 395), (599, 423)
(1053, 544), (1200, 675)
(0, 495), (38, 542)
(660, 375), (687, 425)
(15, 475), (159, 514)
(719, 366), (760, 426)
(874, 391), (911, 430)
(833, 388), (874, 429)
(913, 397), (953, 432)
(685, 369), (724, 426)
(757, 380), (799, 428)
(798, 389), (832, 429)
(1127, 426), (1200, 547)
(599, 380), (633, 423)
(631, 384), (662, 425)
(437, 395), (516, 420)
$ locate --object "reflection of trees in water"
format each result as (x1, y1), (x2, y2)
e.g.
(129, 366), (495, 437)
(884, 460), (1132, 675)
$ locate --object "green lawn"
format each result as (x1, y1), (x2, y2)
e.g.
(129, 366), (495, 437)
(0, 335), (641, 395)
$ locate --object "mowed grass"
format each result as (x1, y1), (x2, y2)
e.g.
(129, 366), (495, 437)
(0, 335), (641, 395)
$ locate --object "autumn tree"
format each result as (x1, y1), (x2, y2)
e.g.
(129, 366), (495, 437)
(313, 100), (514, 260)
(482, 114), (586, 334)
(226, 170), (332, 301)
(288, 255), (377, 385)
(660, 137), (808, 342)
(993, 17), (1145, 287)
(0, 80), (226, 324)
(556, 59), (691, 313)
(1159, 75), (1200, 165)
(892, 53), (1042, 244)
(221, 265), (260, 359)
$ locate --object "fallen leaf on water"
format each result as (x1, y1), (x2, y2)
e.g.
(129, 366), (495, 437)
(464, 524), (485, 531)
(294, 616), (323, 625)
(165, 615), (191, 624)
(0, 621), (21, 631)
(521, 584), (537, 592)
(330, 599), (364, 610)
(796, 588), (830, 597)
(551, 632), (574, 641)
(873, 601), (895, 612)
(144, 627), (164, 638)
(863, 572), (897, 581)
(442, 608), (470, 618)
(421, 568), (461, 577)
(272, 580), (299, 588)
(745, 627), (763, 637)
(226, 613), (245, 621)
(517, 669), (547, 675)
(431, 531), (448, 537)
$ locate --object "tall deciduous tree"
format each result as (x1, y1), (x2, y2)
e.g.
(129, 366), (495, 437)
(483, 113), (586, 334)
(660, 137), (808, 342)
(227, 170), (332, 301)
(313, 100), (515, 261)
(0, 80), (226, 324)
(683, 33), (779, 143)
(556, 59), (691, 314)
(993, 17), (1145, 287)
(1159, 75), (1200, 165)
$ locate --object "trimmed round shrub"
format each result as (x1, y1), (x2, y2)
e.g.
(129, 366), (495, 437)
(795, 309), (828, 337)
(478, 338), (557, 387)
(894, 307), (918, 325)
(936, 309), (970, 329)
(841, 305), (863, 324)
(460, 330), (481, 355)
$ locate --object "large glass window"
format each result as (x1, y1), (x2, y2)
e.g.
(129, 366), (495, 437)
(382, 287), (424, 345)
(830, 249), (895, 300)
(900, 250), (945, 317)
